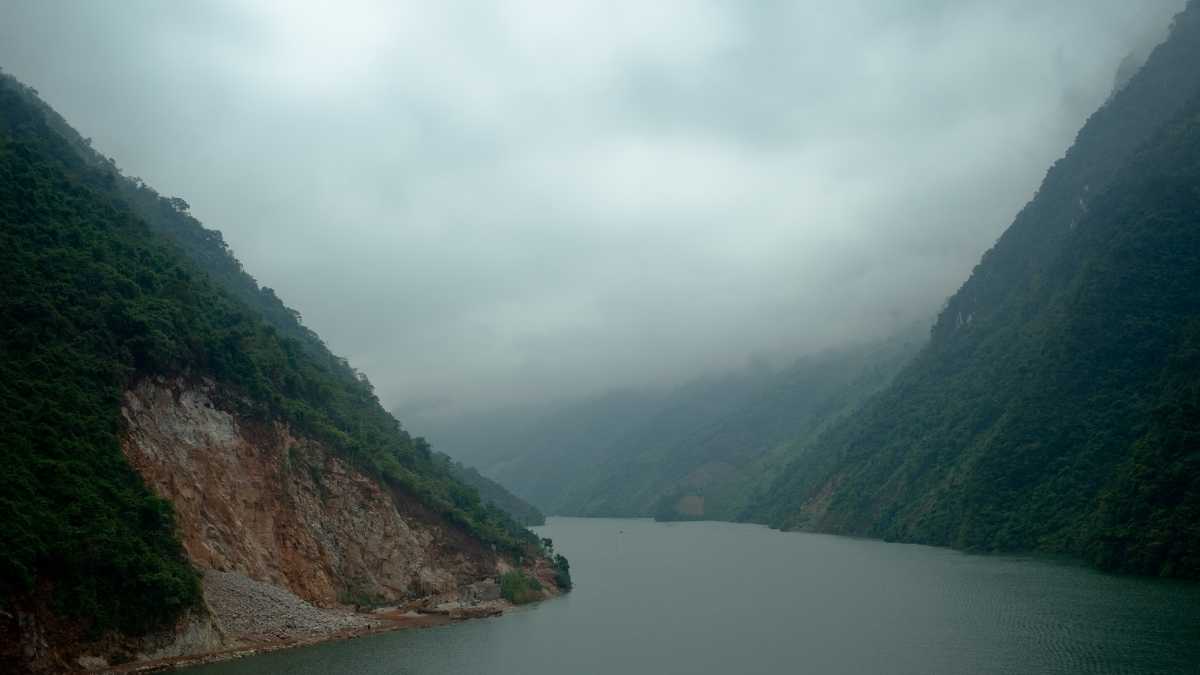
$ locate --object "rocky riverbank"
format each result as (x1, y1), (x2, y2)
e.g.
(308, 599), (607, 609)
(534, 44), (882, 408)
(201, 571), (376, 643)
(100, 571), (516, 673)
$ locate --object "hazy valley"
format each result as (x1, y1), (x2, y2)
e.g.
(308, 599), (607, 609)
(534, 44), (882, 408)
(1, 1), (1198, 673)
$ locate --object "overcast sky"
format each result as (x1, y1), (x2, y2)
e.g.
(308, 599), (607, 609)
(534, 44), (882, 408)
(0, 1), (1184, 420)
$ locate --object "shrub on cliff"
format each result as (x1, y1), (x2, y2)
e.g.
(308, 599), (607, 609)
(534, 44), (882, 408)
(553, 554), (573, 591)
(499, 571), (543, 605)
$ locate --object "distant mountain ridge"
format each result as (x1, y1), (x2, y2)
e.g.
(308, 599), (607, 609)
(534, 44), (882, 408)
(426, 324), (926, 521)
(449, 461), (545, 526)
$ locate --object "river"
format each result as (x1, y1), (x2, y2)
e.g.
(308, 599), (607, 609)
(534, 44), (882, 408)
(181, 517), (1200, 674)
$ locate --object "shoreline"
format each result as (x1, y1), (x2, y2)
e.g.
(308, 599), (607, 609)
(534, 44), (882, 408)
(106, 607), (490, 674)
(86, 559), (562, 673)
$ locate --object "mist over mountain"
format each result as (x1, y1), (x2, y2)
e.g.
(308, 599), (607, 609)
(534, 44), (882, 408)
(407, 323), (927, 520)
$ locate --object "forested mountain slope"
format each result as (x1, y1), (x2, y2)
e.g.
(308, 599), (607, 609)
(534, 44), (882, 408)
(0, 70), (561, 670)
(7, 68), (543, 529)
(747, 2), (1200, 578)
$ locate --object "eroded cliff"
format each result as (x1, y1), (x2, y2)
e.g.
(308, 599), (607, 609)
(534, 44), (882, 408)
(121, 377), (501, 608)
(11, 377), (560, 672)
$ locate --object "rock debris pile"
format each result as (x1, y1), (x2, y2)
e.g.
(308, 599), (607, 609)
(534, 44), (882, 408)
(203, 571), (377, 642)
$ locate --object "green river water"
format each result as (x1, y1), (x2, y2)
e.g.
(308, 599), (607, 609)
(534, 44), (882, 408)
(181, 517), (1200, 674)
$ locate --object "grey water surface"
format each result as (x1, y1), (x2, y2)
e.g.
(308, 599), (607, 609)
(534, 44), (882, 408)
(181, 517), (1200, 675)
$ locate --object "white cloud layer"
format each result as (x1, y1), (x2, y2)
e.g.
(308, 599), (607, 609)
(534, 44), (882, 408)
(0, 0), (1184, 418)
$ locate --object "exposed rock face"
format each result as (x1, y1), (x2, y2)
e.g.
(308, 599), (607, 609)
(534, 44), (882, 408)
(120, 377), (501, 609)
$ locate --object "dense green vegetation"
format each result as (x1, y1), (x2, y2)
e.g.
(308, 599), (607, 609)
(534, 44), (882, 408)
(552, 554), (572, 590)
(747, 3), (1200, 578)
(538, 538), (572, 590)
(0, 70), (549, 634)
(0, 75), (201, 632)
(432, 327), (923, 520)
(498, 570), (544, 605)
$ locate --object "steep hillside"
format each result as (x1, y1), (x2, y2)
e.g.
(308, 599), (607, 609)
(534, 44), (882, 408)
(410, 389), (660, 512)
(0, 71), (565, 672)
(448, 462), (545, 526)
(6, 65), (542, 530)
(429, 327), (923, 520)
(749, 3), (1200, 578)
